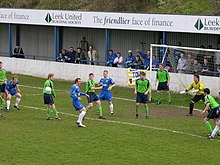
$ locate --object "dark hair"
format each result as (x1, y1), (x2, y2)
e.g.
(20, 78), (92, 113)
(140, 71), (146, 76)
(89, 73), (94, 76)
(48, 73), (54, 79)
(117, 52), (121, 55)
(75, 78), (81, 83)
(204, 88), (210, 94)
(69, 47), (74, 49)
(103, 70), (108, 74)
(136, 55), (141, 59)
(159, 63), (164, 66)
(0, 61), (2, 64)
(194, 74), (200, 80)
(77, 47), (81, 50)
(109, 49), (113, 53)
(152, 55), (156, 58)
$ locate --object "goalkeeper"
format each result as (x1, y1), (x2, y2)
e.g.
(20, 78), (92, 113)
(185, 74), (205, 116)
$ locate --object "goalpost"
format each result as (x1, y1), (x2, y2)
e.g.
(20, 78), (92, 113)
(150, 44), (220, 76)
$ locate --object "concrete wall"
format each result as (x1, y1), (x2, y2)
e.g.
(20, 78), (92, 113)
(0, 57), (219, 96)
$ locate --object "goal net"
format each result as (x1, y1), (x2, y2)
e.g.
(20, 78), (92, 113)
(150, 44), (220, 77)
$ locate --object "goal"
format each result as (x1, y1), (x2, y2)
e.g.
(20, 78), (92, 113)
(150, 44), (220, 76)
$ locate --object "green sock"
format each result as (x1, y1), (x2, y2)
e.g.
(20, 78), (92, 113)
(53, 108), (59, 118)
(0, 99), (2, 106)
(168, 93), (171, 103)
(205, 121), (212, 133)
(136, 106), (139, 115)
(157, 94), (161, 102)
(145, 106), (149, 116)
(98, 105), (103, 116)
(47, 108), (51, 118)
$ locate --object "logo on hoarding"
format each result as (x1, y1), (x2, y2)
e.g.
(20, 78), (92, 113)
(194, 19), (204, 30)
(44, 12), (82, 25)
(45, 13), (52, 23)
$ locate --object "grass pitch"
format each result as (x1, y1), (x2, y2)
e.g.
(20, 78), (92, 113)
(0, 73), (219, 165)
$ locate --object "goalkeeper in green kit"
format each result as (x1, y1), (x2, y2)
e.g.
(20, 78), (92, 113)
(0, 61), (7, 110)
(134, 71), (150, 118)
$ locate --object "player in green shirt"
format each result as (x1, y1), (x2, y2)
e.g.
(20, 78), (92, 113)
(85, 73), (104, 119)
(155, 63), (171, 105)
(0, 61), (7, 109)
(43, 73), (61, 120)
(134, 71), (150, 118)
(200, 88), (220, 137)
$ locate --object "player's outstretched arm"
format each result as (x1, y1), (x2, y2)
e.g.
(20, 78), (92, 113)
(108, 84), (116, 91)
(200, 103), (210, 115)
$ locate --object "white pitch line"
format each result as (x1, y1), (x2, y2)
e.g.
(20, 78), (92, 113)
(20, 85), (203, 112)
(19, 104), (214, 141)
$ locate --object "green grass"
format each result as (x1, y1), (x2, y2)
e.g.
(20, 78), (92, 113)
(0, 73), (220, 165)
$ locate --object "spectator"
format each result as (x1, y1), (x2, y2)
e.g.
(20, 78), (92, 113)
(173, 42), (182, 65)
(12, 45), (25, 58)
(186, 53), (194, 74)
(113, 52), (124, 68)
(197, 45), (206, 64)
(66, 47), (76, 63)
(177, 53), (187, 73)
(152, 55), (159, 71)
(76, 47), (86, 64)
(137, 50), (150, 69)
(125, 50), (136, 68)
(106, 50), (117, 66)
(132, 55), (143, 69)
(214, 43), (220, 72)
(78, 36), (89, 57)
(201, 58), (211, 75)
(216, 66), (220, 77)
(57, 49), (67, 62)
(88, 45), (98, 65)
(193, 59), (202, 73)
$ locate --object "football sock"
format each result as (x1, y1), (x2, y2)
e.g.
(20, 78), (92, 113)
(145, 106), (149, 116)
(136, 106), (139, 114)
(157, 94), (161, 102)
(47, 108), (51, 118)
(189, 102), (194, 114)
(110, 104), (113, 113)
(211, 125), (220, 137)
(53, 108), (59, 118)
(205, 121), (212, 133)
(98, 105), (103, 116)
(0, 99), (2, 107)
(15, 97), (21, 106)
(6, 100), (10, 109)
(78, 111), (86, 123)
(168, 93), (171, 103)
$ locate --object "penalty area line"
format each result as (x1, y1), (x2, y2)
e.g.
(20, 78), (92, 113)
(20, 84), (203, 112)
(20, 104), (213, 141)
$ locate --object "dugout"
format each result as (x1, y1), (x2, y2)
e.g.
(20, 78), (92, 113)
(0, 9), (220, 63)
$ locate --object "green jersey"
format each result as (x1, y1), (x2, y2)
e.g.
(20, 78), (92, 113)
(43, 80), (56, 96)
(205, 95), (219, 109)
(156, 69), (170, 83)
(86, 80), (95, 93)
(0, 68), (6, 85)
(136, 78), (150, 93)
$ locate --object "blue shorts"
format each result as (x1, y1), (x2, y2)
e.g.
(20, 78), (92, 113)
(157, 82), (169, 91)
(8, 89), (18, 96)
(0, 84), (5, 93)
(44, 93), (54, 105)
(99, 90), (112, 101)
(207, 106), (220, 119)
(72, 100), (84, 111)
(87, 92), (99, 103)
(136, 92), (148, 104)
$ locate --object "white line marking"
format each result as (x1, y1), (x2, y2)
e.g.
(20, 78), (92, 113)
(20, 85), (203, 112)
(19, 104), (215, 141)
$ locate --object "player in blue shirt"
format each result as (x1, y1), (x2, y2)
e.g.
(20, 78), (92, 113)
(93, 70), (116, 115)
(70, 78), (89, 128)
(5, 75), (21, 111)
